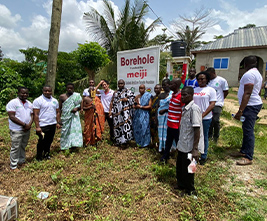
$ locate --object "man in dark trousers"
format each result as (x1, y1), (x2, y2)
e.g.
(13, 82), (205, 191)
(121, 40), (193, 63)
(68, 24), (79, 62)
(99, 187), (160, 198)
(160, 78), (183, 163)
(33, 86), (61, 160)
(206, 67), (229, 143)
(232, 55), (263, 165)
(176, 86), (203, 196)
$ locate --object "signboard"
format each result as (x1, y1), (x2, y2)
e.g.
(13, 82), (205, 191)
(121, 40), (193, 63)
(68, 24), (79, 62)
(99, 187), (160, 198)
(117, 46), (160, 94)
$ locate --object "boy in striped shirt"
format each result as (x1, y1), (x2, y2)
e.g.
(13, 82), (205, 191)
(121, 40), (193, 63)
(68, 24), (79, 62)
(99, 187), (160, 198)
(161, 78), (184, 163)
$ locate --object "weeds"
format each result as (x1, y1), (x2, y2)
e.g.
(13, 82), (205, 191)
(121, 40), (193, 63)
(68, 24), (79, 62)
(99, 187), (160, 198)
(254, 179), (267, 190)
(0, 98), (266, 220)
(221, 108), (233, 120)
(220, 126), (243, 148)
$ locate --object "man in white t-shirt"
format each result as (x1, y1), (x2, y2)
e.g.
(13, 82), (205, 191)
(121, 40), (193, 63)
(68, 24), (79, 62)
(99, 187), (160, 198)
(95, 80), (115, 142)
(33, 86), (61, 161)
(6, 87), (33, 171)
(82, 79), (95, 97)
(232, 56), (263, 166)
(206, 67), (229, 142)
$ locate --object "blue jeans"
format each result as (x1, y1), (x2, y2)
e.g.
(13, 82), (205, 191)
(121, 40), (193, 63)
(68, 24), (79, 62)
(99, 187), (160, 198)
(241, 104), (262, 160)
(201, 118), (212, 160)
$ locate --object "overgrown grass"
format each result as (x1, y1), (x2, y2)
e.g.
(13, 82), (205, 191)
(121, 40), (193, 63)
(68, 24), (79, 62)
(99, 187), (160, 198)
(221, 108), (233, 120)
(0, 108), (266, 220)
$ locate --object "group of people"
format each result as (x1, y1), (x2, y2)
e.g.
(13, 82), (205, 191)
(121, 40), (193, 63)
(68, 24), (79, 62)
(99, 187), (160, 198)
(6, 55), (262, 196)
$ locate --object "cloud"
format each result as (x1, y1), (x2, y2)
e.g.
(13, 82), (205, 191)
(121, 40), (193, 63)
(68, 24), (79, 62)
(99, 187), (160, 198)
(0, 27), (27, 61)
(202, 2), (267, 41)
(21, 15), (50, 49)
(0, 4), (21, 29)
(37, 0), (120, 52)
(2, 0), (267, 61)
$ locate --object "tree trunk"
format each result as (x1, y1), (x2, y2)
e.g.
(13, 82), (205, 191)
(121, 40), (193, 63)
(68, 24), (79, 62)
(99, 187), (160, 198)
(84, 67), (95, 80)
(46, 0), (63, 94)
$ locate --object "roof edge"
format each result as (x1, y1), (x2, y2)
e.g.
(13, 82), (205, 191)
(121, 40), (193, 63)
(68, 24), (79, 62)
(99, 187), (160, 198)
(191, 45), (267, 54)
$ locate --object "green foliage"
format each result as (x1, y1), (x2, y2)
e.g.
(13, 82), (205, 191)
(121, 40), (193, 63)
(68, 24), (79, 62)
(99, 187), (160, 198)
(214, 35), (224, 39)
(221, 109), (233, 120)
(19, 47), (48, 63)
(55, 51), (87, 94)
(27, 186), (39, 203)
(120, 193), (133, 207)
(4, 47), (88, 98)
(254, 179), (267, 190)
(0, 62), (23, 111)
(84, 0), (160, 61)
(51, 169), (63, 183)
(173, 8), (216, 56)
(189, 58), (196, 68)
(176, 25), (203, 55)
(150, 164), (176, 182)
(3, 55), (46, 100)
(255, 133), (267, 154)
(220, 126), (243, 148)
(147, 33), (173, 51)
(83, 0), (160, 85)
(159, 52), (172, 82)
(239, 24), (256, 29)
(75, 42), (109, 72)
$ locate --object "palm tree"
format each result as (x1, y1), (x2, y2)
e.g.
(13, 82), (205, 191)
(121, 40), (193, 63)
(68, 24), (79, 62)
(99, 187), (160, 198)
(83, 0), (160, 62)
(176, 25), (204, 56)
(173, 7), (217, 56)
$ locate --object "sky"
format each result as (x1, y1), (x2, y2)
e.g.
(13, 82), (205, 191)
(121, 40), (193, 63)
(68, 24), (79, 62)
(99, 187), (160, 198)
(1, 0), (267, 61)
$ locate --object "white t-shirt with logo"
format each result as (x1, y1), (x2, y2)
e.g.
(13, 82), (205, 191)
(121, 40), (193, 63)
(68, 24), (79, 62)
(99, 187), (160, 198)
(193, 86), (217, 120)
(208, 76), (229, 107)
(6, 98), (33, 131)
(33, 95), (59, 127)
(99, 89), (114, 113)
(238, 68), (263, 106)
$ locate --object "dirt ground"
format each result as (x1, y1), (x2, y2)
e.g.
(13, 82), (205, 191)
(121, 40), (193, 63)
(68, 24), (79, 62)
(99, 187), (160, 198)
(223, 97), (267, 125)
(220, 94), (267, 197)
(0, 93), (266, 220)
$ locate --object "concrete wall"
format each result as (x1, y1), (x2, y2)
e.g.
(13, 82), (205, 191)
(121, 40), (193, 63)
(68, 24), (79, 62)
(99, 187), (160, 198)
(195, 49), (267, 86)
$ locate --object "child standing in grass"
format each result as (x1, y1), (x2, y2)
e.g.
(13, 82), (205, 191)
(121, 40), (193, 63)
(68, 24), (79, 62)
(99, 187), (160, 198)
(175, 86), (204, 196)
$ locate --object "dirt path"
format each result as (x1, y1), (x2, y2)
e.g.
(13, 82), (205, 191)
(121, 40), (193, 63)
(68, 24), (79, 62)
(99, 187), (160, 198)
(224, 96), (267, 125)
(221, 95), (267, 197)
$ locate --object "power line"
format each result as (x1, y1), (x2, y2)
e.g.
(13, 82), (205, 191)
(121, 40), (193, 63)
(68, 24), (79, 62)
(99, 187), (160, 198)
(143, 0), (177, 38)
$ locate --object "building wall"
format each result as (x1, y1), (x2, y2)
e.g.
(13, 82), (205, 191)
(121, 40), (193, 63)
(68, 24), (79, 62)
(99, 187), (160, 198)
(195, 49), (267, 86)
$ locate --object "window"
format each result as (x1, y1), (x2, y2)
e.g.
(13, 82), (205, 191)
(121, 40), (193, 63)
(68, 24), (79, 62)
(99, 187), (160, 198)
(213, 58), (229, 69)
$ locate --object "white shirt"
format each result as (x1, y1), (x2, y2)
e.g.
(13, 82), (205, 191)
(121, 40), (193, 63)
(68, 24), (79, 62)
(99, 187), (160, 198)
(193, 86), (217, 120)
(83, 88), (90, 97)
(238, 68), (263, 106)
(83, 88), (100, 97)
(177, 101), (204, 154)
(33, 95), (59, 127)
(99, 89), (114, 113)
(208, 76), (229, 107)
(6, 98), (33, 131)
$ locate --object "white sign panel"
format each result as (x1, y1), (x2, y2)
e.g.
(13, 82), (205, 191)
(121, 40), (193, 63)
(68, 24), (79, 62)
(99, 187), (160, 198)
(117, 46), (160, 94)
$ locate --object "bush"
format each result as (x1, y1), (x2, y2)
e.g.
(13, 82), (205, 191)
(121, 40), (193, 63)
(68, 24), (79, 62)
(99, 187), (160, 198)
(0, 63), (23, 112)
